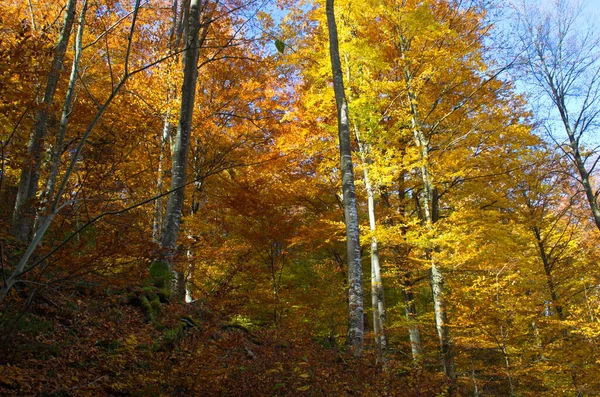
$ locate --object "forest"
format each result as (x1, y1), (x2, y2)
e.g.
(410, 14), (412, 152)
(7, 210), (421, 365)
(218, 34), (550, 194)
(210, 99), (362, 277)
(1, 0), (600, 395)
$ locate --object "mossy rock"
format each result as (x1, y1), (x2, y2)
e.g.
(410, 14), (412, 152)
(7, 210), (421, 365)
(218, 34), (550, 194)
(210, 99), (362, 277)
(128, 288), (160, 322)
(162, 323), (186, 346)
(128, 261), (174, 322)
(138, 295), (156, 322)
(149, 260), (172, 302)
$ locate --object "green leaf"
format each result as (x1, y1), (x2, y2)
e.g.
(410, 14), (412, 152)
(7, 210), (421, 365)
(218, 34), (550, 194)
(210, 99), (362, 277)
(275, 39), (285, 54)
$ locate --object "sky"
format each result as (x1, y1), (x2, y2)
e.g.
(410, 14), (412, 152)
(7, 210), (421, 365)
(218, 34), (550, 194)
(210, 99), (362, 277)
(491, 0), (600, 151)
(582, 0), (600, 13)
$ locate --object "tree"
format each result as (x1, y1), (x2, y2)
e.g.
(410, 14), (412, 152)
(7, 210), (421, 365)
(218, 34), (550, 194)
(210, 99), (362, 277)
(513, 0), (600, 232)
(325, 0), (364, 355)
(11, 0), (78, 242)
(154, 0), (212, 301)
(0, 0), (145, 304)
(40, 0), (89, 228)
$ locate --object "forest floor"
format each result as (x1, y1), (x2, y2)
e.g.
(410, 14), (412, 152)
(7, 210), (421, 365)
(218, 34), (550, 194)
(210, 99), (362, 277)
(0, 283), (444, 396)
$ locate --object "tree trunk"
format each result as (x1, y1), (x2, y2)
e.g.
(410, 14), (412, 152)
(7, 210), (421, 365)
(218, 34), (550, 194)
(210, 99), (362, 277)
(431, 261), (455, 380)
(153, 115), (173, 241)
(565, 126), (600, 231)
(326, 0), (364, 356)
(12, 0), (78, 241)
(400, 34), (456, 381)
(355, 124), (387, 358)
(41, 0), (88, 220)
(517, 2), (600, 232)
(153, 0), (182, 242)
(533, 226), (564, 319)
(157, 0), (205, 301)
(397, 172), (424, 362)
(1, 0), (143, 304)
(402, 272), (423, 360)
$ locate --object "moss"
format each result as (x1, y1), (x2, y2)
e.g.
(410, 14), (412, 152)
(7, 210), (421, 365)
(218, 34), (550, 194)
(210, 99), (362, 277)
(162, 322), (186, 347)
(138, 295), (155, 322)
(149, 260), (172, 302)
(152, 319), (195, 351)
(127, 261), (173, 322)
(142, 286), (154, 294)
(146, 293), (160, 315)
(3, 314), (55, 336)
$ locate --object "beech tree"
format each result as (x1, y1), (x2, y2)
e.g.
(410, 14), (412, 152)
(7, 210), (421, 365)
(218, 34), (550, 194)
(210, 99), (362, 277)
(325, 0), (364, 355)
(153, 0), (207, 301)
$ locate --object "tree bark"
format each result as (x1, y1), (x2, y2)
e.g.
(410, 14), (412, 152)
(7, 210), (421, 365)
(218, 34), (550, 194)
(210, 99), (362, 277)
(153, 0), (181, 242)
(12, 0), (78, 241)
(158, 0), (207, 301)
(326, 0), (364, 356)
(396, 172), (424, 362)
(533, 226), (564, 319)
(153, 116), (172, 241)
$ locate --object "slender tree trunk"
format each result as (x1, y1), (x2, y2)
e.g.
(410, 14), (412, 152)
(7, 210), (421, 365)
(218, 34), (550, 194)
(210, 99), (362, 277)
(0, 0), (143, 304)
(153, 0), (180, 242)
(12, 0), (78, 241)
(567, 130), (600, 231)
(153, 115), (172, 241)
(410, 97), (456, 381)
(522, 7), (600, 232)
(27, 0), (38, 31)
(400, 35), (456, 381)
(41, 0), (88, 220)
(354, 124), (387, 358)
(553, 102), (600, 231)
(431, 261), (455, 380)
(531, 321), (545, 360)
(326, 0), (364, 355)
(397, 173), (424, 362)
(402, 272), (423, 360)
(500, 332), (515, 396)
(157, 0), (207, 301)
(533, 226), (564, 319)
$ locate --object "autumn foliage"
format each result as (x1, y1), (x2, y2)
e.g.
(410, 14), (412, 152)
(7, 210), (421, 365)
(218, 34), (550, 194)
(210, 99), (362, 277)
(1, 0), (600, 396)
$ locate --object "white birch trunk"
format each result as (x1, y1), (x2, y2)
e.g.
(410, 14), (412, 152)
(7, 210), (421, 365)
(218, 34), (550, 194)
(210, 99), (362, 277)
(326, 0), (364, 355)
